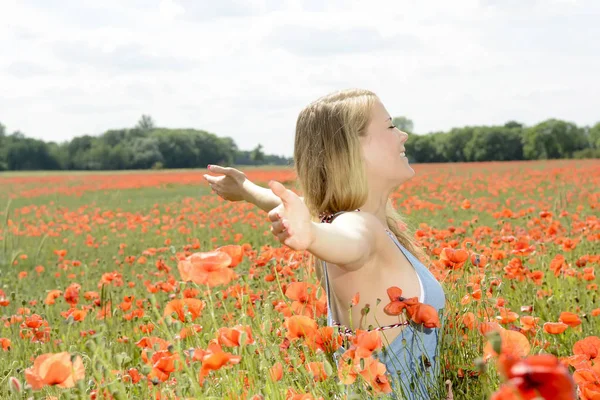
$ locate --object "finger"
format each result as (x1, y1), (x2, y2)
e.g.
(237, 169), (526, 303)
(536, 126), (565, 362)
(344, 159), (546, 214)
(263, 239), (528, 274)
(204, 175), (218, 184)
(208, 165), (233, 175)
(271, 220), (285, 234)
(269, 180), (293, 205)
(270, 225), (287, 238)
(268, 207), (283, 222)
(276, 230), (291, 243)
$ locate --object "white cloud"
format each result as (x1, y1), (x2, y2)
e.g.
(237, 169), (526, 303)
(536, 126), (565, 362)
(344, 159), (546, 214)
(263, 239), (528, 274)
(264, 25), (421, 56)
(1, 0), (599, 157)
(159, 0), (185, 20)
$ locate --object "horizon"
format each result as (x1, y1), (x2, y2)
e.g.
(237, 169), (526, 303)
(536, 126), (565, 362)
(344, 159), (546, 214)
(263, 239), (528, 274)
(2, 116), (596, 160)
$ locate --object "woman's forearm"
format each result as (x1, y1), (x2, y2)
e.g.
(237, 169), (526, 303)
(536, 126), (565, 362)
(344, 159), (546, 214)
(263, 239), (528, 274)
(241, 180), (284, 212)
(242, 180), (304, 212)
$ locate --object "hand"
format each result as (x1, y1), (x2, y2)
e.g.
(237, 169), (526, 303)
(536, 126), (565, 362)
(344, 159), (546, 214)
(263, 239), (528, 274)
(267, 180), (315, 251)
(203, 165), (247, 202)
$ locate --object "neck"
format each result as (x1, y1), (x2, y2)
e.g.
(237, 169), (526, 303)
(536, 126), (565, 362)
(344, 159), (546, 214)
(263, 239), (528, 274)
(360, 181), (396, 227)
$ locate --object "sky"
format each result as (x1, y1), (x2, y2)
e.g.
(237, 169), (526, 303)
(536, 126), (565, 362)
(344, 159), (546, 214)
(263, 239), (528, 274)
(1, 0), (599, 158)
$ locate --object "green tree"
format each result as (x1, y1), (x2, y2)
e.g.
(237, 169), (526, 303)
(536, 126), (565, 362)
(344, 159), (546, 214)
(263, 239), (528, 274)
(523, 119), (588, 159)
(136, 115), (155, 131)
(129, 137), (163, 169)
(0, 123), (291, 171)
(250, 144), (265, 163)
(5, 136), (60, 170)
(125, 127), (148, 141)
(0, 123), (6, 170)
(10, 131), (25, 139)
(434, 127), (475, 162)
(589, 122), (600, 149)
(107, 143), (133, 169)
(67, 135), (96, 169)
(218, 137), (238, 165)
(102, 129), (128, 147)
(153, 130), (198, 168)
(87, 141), (113, 170)
(504, 121), (524, 129)
(405, 133), (443, 163)
(47, 142), (69, 170)
(464, 126), (524, 161)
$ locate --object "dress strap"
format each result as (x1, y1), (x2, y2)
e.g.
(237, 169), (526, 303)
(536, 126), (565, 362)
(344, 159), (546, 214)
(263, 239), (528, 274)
(322, 257), (334, 327)
(324, 254), (409, 336)
(319, 211), (416, 335)
(384, 229), (426, 304)
(319, 208), (360, 331)
(319, 208), (361, 223)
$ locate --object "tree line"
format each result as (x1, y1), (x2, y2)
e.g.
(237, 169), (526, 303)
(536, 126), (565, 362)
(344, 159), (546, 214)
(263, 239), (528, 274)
(0, 115), (598, 171)
(396, 117), (600, 163)
(0, 116), (289, 171)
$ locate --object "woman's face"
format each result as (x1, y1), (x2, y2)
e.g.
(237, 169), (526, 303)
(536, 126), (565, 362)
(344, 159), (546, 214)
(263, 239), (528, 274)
(360, 99), (415, 187)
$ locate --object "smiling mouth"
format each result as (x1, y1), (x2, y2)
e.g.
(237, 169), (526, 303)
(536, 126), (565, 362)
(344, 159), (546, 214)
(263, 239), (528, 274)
(400, 152), (406, 157)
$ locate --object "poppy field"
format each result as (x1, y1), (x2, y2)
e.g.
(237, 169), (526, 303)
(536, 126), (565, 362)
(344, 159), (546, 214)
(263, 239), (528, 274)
(0, 160), (599, 399)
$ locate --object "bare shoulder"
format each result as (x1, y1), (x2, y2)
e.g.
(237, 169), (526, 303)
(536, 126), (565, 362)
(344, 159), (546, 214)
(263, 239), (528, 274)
(328, 211), (387, 266)
(329, 210), (384, 231)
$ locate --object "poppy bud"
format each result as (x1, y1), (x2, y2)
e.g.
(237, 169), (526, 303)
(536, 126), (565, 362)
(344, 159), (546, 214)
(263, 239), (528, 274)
(114, 353), (125, 368)
(8, 377), (22, 393)
(486, 330), (502, 355)
(474, 357), (486, 373)
(520, 305), (533, 313)
(141, 364), (152, 375)
(361, 304), (370, 316)
(86, 340), (96, 352)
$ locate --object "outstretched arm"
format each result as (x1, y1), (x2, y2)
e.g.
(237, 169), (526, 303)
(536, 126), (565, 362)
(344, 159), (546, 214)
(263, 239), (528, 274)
(245, 180), (306, 213)
(204, 165), (303, 213)
(267, 180), (377, 271)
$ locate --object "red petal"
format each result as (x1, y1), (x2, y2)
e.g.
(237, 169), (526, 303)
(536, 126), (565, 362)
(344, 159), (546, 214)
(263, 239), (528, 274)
(384, 301), (406, 316)
(386, 287), (403, 301)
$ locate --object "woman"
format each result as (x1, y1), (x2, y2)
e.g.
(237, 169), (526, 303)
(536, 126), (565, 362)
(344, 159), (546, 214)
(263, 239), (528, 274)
(204, 89), (446, 399)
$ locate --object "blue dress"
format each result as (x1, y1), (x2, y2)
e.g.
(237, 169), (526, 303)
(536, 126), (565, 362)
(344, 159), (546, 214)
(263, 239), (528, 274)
(322, 226), (446, 399)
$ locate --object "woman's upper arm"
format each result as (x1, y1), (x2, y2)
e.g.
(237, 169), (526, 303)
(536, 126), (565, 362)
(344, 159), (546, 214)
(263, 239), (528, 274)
(327, 212), (382, 271)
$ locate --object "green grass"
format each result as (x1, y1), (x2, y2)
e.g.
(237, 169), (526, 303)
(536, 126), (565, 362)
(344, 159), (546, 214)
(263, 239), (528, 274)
(0, 161), (598, 399)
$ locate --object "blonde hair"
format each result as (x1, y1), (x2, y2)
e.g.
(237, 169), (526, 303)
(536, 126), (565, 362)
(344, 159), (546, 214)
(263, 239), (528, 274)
(292, 88), (425, 285)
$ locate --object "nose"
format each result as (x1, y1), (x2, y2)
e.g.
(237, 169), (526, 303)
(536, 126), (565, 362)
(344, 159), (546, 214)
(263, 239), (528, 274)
(398, 130), (409, 143)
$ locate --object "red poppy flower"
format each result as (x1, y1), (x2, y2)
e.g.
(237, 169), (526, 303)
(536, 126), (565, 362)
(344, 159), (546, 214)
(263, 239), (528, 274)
(383, 286), (418, 316)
